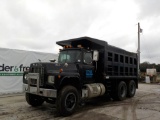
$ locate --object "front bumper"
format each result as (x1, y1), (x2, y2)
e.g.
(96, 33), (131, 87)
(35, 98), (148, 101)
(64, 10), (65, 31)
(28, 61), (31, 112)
(23, 84), (57, 98)
(23, 73), (57, 98)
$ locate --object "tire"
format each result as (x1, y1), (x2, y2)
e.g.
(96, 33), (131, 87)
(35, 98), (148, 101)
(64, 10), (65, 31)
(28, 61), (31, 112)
(127, 80), (136, 98)
(118, 81), (127, 101)
(111, 81), (127, 101)
(56, 86), (79, 116)
(25, 93), (44, 107)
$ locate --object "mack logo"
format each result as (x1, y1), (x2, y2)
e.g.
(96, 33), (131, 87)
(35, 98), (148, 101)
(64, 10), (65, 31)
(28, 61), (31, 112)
(0, 64), (30, 76)
(86, 70), (93, 78)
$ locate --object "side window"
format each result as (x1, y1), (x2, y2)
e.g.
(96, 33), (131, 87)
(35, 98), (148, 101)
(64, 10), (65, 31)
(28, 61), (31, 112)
(75, 52), (81, 62)
(84, 52), (92, 64)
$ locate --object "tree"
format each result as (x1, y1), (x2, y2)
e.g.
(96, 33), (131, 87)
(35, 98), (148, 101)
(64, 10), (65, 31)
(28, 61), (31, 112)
(140, 62), (160, 72)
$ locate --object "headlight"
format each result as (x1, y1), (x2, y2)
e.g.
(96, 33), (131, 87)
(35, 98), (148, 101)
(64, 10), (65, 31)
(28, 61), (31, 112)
(48, 76), (55, 84)
(24, 74), (28, 80)
(23, 72), (28, 84)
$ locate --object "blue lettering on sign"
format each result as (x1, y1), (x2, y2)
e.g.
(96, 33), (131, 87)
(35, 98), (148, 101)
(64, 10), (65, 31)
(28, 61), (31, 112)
(86, 70), (93, 78)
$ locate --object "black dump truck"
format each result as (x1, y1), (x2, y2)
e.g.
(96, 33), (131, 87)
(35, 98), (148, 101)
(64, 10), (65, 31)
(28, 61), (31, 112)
(23, 37), (138, 116)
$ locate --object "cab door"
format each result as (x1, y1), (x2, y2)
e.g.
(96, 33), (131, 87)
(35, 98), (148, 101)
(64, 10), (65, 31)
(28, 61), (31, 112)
(82, 52), (95, 84)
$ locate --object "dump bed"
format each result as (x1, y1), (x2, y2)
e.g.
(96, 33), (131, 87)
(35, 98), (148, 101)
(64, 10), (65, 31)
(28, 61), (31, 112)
(106, 44), (138, 78)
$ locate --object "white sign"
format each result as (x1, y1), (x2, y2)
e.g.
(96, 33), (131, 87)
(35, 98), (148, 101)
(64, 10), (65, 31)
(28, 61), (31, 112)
(0, 48), (58, 94)
(146, 69), (157, 76)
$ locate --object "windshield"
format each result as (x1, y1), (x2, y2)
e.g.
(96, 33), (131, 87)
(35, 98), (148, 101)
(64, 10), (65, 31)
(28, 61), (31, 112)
(58, 50), (81, 63)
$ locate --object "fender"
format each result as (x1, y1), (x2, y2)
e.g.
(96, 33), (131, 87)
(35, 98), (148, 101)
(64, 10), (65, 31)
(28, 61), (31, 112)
(59, 75), (81, 90)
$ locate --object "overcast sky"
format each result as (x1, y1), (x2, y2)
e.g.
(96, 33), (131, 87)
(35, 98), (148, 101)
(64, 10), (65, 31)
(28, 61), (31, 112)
(0, 0), (160, 63)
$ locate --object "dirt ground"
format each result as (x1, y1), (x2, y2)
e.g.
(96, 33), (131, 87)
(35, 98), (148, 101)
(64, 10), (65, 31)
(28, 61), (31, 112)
(0, 83), (160, 120)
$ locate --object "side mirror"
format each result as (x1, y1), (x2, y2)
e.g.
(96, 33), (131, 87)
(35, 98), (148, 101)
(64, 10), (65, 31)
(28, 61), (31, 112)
(93, 50), (99, 61)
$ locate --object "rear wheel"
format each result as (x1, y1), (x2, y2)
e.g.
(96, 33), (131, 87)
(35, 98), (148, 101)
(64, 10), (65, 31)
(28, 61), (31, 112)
(127, 80), (136, 98)
(25, 93), (44, 107)
(112, 81), (127, 101)
(56, 86), (79, 116)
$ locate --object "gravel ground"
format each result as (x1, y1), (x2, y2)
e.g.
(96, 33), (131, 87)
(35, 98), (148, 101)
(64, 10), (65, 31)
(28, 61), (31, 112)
(0, 83), (160, 120)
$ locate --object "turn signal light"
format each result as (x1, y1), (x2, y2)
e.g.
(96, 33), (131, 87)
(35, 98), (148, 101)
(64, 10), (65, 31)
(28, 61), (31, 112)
(59, 69), (63, 73)
(77, 44), (83, 48)
(58, 75), (61, 79)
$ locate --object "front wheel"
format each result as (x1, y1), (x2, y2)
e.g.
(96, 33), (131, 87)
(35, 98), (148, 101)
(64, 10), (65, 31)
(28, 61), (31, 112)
(56, 86), (79, 116)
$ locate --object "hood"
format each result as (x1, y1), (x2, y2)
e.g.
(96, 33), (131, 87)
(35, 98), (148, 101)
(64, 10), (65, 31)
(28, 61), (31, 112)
(30, 62), (78, 74)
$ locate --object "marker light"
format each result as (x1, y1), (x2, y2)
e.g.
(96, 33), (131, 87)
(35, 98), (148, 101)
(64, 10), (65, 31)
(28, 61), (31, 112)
(58, 75), (61, 79)
(77, 44), (83, 48)
(59, 68), (63, 73)
(64, 45), (68, 48)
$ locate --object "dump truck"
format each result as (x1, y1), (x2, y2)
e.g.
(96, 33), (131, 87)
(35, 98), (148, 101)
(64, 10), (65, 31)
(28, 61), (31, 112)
(23, 37), (138, 116)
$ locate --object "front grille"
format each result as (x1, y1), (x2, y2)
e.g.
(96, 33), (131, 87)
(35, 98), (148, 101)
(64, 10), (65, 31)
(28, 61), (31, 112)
(30, 65), (44, 86)
(30, 79), (37, 85)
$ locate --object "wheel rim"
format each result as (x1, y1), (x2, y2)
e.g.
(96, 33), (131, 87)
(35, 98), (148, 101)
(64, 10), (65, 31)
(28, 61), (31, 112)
(65, 93), (76, 111)
(120, 85), (126, 97)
